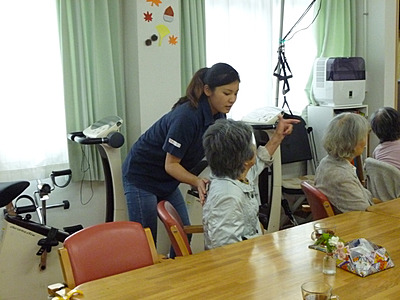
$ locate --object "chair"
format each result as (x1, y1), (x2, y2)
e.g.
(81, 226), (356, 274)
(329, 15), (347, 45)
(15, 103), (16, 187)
(58, 221), (159, 289)
(157, 200), (203, 257)
(364, 157), (400, 201)
(300, 181), (335, 220)
(280, 114), (318, 226)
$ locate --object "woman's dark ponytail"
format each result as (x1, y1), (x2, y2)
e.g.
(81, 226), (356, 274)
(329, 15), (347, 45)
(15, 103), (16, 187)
(172, 68), (208, 109)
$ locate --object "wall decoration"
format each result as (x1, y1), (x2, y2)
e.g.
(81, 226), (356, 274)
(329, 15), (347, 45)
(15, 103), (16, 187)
(163, 6), (174, 22)
(147, 0), (162, 7)
(156, 24), (170, 46)
(145, 34), (158, 46)
(143, 11), (153, 22)
(168, 35), (178, 45)
(142, 1), (178, 47)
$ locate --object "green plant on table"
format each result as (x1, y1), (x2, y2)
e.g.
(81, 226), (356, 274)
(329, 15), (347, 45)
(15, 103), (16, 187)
(314, 233), (347, 259)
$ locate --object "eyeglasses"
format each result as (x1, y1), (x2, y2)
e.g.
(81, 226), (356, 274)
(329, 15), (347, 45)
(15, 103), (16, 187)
(145, 34), (158, 46)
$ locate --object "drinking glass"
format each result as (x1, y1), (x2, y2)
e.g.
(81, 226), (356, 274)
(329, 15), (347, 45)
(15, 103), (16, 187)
(301, 281), (332, 300)
(311, 223), (336, 241)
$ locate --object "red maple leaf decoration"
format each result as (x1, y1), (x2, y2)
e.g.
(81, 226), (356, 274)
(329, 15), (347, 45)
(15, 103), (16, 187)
(147, 0), (162, 7)
(143, 11), (153, 22)
(169, 35), (178, 45)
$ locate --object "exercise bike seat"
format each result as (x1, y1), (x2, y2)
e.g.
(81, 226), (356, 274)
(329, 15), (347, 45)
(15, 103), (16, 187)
(0, 181), (30, 207)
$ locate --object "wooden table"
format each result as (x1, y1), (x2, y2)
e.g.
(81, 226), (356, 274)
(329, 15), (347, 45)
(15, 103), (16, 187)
(72, 211), (400, 300)
(366, 197), (400, 218)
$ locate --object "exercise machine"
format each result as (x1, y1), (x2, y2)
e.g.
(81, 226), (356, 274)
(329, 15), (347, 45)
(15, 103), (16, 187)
(0, 116), (126, 299)
(68, 115), (127, 222)
(0, 173), (72, 300)
(12, 169), (71, 226)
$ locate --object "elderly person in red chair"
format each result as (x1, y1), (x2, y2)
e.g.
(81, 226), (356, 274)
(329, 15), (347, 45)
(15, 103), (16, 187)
(202, 117), (299, 249)
(314, 112), (375, 214)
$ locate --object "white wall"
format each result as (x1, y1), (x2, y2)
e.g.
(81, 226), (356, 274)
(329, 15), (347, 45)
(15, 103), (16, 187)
(122, 0), (181, 255)
(135, 0), (181, 134)
(356, 0), (398, 152)
(123, 0), (181, 147)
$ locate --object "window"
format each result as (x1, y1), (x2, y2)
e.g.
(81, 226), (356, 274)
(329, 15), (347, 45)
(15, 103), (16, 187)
(205, 0), (317, 119)
(0, 0), (68, 181)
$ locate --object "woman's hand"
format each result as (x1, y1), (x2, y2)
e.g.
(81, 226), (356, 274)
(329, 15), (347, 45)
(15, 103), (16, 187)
(165, 153), (209, 204)
(275, 114), (300, 137)
(194, 177), (210, 205)
(265, 114), (300, 156)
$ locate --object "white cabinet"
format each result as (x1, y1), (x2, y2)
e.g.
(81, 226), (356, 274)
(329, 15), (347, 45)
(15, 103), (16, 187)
(307, 105), (368, 163)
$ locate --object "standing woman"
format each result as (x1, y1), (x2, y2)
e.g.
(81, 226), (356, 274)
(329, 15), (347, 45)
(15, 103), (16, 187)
(122, 63), (240, 243)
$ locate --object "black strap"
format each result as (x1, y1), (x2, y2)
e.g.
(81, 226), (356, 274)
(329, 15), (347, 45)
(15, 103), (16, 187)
(273, 44), (294, 114)
(273, 45), (293, 95)
(281, 95), (293, 116)
(37, 227), (59, 255)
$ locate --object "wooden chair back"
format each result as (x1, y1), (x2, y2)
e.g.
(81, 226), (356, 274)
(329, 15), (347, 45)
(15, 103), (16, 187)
(58, 221), (159, 288)
(300, 181), (335, 220)
(157, 200), (192, 256)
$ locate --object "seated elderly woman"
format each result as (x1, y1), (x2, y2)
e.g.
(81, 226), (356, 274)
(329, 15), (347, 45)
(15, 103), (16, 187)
(202, 117), (298, 250)
(314, 112), (373, 213)
(370, 107), (400, 170)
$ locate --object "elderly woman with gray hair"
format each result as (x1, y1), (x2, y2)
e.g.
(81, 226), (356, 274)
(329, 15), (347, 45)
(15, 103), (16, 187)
(370, 107), (400, 170)
(202, 116), (299, 249)
(315, 112), (373, 213)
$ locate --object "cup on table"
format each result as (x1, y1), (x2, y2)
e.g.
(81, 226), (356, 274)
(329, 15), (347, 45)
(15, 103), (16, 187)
(311, 223), (336, 241)
(301, 281), (332, 300)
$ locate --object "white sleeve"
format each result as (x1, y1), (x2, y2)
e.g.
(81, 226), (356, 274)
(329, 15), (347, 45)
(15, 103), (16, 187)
(257, 146), (273, 163)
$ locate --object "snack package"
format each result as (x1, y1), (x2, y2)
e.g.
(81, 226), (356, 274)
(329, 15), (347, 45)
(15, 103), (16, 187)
(336, 238), (395, 277)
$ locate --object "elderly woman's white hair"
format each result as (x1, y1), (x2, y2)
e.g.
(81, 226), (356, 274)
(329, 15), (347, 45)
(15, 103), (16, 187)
(203, 119), (255, 179)
(323, 112), (370, 159)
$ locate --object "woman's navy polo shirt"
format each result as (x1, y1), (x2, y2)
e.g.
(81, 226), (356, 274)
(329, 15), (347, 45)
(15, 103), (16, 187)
(122, 97), (225, 197)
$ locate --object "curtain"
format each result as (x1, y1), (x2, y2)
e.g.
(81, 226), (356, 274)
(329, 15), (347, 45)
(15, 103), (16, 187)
(0, 0), (68, 181)
(314, 0), (356, 57)
(56, 0), (128, 181)
(180, 0), (207, 94)
(205, 0), (318, 118)
(306, 0), (357, 104)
